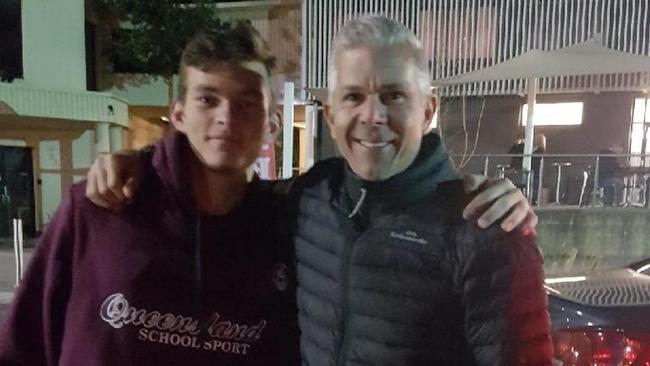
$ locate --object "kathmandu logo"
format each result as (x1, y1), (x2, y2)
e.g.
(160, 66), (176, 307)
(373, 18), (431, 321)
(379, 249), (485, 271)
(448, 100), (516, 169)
(390, 230), (428, 245)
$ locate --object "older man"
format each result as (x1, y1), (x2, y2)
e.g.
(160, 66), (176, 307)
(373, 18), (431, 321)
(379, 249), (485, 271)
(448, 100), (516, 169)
(289, 16), (552, 365)
(83, 16), (547, 366)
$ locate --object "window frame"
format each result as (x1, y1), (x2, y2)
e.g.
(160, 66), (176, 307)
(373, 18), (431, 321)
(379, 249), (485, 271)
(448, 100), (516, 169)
(0, 0), (23, 81)
(520, 101), (585, 127)
(629, 97), (650, 167)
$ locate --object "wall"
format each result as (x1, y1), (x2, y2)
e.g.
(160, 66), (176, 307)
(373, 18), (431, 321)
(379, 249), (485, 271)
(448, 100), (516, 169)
(217, 2), (301, 83)
(20, 0), (86, 91)
(537, 208), (650, 275)
(72, 130), (95, 178)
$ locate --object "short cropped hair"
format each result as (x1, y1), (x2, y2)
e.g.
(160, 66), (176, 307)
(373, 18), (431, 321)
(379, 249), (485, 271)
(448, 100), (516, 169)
(178, 21), (277, 111)
(328, 15), (430, 99)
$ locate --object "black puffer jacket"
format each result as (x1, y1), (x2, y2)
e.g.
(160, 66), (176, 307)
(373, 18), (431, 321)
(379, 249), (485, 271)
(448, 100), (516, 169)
(290, 133), (552, 366)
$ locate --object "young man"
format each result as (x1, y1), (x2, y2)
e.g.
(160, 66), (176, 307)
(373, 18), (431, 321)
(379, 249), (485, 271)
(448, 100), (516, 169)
(290, 16), (552, 365)
(73, 16), (528, 364)
(0, 23), (300, 365)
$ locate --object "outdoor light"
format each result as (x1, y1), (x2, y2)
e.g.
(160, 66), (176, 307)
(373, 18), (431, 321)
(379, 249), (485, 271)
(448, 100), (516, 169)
(552, 328), (650, 366)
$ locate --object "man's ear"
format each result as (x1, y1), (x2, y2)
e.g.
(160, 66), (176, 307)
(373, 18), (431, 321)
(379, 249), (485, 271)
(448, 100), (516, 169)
(422, 94), (438, 133)
(262, 109), (282, 144)
(169, 98), (185, 132)
(323, 103), (336, 140)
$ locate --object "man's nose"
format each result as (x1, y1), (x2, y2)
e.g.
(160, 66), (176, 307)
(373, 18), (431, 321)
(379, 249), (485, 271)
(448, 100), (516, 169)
(360, 95), (387, 125)
(214, 100), (232, 126)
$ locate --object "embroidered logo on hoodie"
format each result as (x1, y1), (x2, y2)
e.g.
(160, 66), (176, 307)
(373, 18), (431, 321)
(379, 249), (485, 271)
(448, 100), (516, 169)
(272, 262), (289, 292)
(100, 293), (267, 356)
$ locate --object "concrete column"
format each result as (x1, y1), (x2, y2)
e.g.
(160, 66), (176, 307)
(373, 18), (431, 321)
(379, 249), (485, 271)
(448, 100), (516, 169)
(59, 138), (73, 194)
(23, 137), (43, 231)
(95, 122), (110, 154)
(109, 126), (123, 152)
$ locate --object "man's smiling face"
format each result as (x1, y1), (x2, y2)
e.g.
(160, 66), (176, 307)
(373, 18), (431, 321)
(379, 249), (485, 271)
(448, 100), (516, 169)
(325, 44), (436, 181)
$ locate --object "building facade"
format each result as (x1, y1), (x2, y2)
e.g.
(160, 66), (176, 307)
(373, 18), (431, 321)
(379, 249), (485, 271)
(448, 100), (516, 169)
(0, 0), (128, 233)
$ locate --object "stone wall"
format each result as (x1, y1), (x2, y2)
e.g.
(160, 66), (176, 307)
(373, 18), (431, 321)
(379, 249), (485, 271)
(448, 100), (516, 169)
(536, 207), (650, 274)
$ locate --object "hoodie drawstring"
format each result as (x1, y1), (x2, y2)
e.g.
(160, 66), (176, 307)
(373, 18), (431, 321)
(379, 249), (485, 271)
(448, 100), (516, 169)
(192, 217), (203, 317)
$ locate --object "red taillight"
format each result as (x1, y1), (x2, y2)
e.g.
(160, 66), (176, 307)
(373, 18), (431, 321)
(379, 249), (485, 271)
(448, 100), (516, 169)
(552, 328), (650, 366)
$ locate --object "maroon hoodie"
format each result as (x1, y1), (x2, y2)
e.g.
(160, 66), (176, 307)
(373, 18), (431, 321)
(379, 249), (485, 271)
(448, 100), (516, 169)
(0, 130), (300, 366)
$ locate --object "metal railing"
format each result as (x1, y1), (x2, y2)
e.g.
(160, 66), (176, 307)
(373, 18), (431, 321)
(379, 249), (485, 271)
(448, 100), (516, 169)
(12, 218), (24, 287)
(452, 153), (650, 207)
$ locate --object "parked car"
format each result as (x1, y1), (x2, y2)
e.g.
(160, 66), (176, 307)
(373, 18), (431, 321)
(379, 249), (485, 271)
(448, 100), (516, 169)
(546, 258), (650, 365)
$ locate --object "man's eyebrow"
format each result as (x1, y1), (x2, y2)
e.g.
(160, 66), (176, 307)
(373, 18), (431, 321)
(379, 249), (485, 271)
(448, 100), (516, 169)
(340, 85), (365, 92)
(193, 85), (219, 93)
(241, 89), (264, 97)
(379, 83), (409, 90)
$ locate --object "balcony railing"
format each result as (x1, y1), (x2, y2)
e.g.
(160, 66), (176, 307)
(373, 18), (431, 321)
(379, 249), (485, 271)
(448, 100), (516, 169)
(452, 153), (650, 208)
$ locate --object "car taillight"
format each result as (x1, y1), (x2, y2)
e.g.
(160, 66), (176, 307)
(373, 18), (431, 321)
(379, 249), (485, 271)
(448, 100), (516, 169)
(552, 328), (650, 366)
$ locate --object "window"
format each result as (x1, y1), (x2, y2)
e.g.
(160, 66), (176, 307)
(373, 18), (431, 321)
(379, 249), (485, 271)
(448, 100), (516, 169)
(521, 102), (584, 126)
(0, 0), (22, 81)
(629, 98), (650, 167)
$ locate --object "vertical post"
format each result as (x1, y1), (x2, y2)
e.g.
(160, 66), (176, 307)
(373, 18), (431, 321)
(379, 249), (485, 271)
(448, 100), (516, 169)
(95, 122), (110, 154)
(483, 156), (489, 177)
(592, 155), (600, 205)
(522, 169), (532, 202)
(304, 103), (316, 171)
(522, 77), (537, 172)
(12, 218), (24, 287)
(643, 124), (649, 167)
(282, 82), (295, 179)
(555, 165), (561, 204)
(537, 156), (545, 205)
(109, 126), (123, 152)
(300, 0), (308, 101)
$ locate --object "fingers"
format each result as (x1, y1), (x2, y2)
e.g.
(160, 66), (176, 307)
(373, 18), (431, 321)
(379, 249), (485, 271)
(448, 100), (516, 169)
(123, 177), (138, 200)
(85, 163), (100, 204)
(499, 200), (529, 232)
(95, 156), (122, 209)
(475, 188), (523, 229)
(462, 175), (539, 234)
(85, 153), (136, 210)
(86, 157), (119, 209)
(463, 178), (516, 220)
(104, 155), (126, 202)
(462, 173), (487, 193)
(520, 211), (539, 236)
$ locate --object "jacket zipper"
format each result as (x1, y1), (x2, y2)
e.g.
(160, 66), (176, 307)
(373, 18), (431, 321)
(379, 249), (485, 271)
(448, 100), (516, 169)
(337, 211), (366, 366)
(337, 236), (354, 366)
